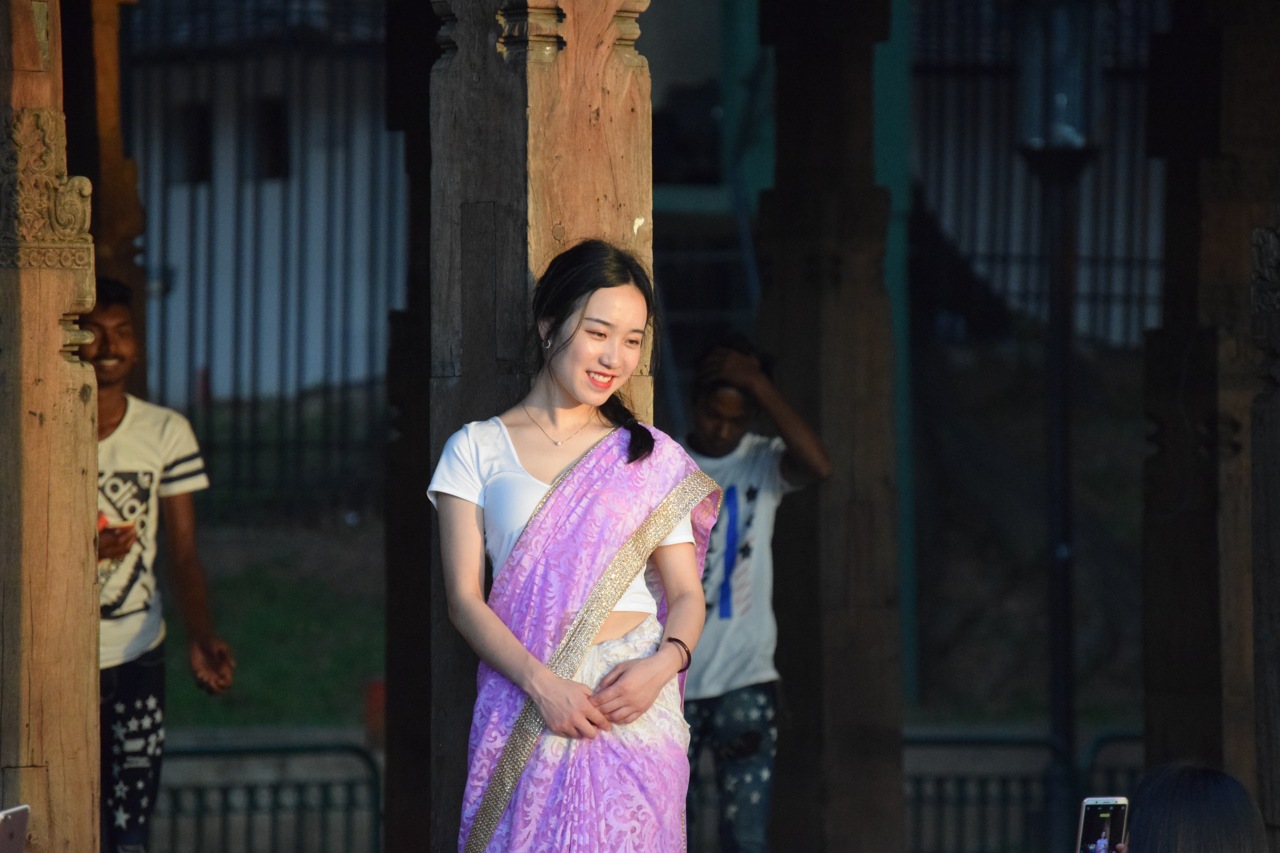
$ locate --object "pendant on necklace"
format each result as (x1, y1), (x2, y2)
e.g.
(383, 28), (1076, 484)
(522, 402), (593, 447)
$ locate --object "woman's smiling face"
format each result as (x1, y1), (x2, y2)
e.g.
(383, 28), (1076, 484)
(541, 283), (649, 409)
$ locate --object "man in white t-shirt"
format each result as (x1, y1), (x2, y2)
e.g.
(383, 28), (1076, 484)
(84, 278), (236, 853)
(680, 335), (831, 853)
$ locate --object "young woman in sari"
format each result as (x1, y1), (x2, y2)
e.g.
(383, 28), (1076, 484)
(429, 240), (721, 852)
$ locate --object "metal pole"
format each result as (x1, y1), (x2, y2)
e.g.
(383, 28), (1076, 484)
(1022, 144), (1094, 850)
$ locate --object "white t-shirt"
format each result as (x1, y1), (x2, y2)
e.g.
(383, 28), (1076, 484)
(98, 395), (210, 669)
(680, 433), (798, 701)
(427, 417), (694, 614)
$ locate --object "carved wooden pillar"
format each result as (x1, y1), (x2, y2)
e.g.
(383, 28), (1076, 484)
(1144, 2), (1280, 839)
(1252, 222), (1280, 845)
(759, 1), (904, 849)
(1231, 14), (1280, 841)
(385, 2), (654, 848)
(0, 1), (100, 849)
(1141, 7), (1227, 775)
(1229, 9), (1280, 845)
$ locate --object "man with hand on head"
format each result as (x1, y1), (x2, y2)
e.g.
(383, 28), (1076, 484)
(680, 334), (832, 853)
(83, 277), (235, 853)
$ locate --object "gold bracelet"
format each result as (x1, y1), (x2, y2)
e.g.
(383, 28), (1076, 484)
(665, 636), (692, 673)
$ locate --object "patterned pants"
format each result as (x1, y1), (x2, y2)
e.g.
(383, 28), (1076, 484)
(100, 643), (167, 853)
(685, 682), (778, 853)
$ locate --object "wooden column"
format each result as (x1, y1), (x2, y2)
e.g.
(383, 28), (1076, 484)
(0, 0), (100, 849)
(60, 0), (147, 388)
(383, 0), (437, 850)
(759, 1), (903, 849)
(1252, 219), (1280, 849)
(385, 2), (655, 848)
(1143, 1), (1280, 839)
(1142, 6), (1229, 775)
(1231, 8), (1280, 845)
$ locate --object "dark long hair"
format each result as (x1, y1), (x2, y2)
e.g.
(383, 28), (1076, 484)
(530, 239), (657, 463)
(1127, 763), (1267, 853)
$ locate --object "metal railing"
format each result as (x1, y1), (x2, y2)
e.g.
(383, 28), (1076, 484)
(905, 731), (1143, 853)
(912, 0), (1169, 348)
(154, 743), (382, 853)
(1080, 731), (1144, 797)
(121, 0), (406, 523)
(148, 733), (1139, 853)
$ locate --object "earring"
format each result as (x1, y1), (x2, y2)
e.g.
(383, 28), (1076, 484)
(542, 338), (552, 350)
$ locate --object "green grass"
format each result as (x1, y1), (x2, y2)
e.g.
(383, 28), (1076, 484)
(162, 562), (384, 727)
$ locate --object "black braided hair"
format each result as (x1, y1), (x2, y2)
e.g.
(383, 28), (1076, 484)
(529, 239), (658, 463)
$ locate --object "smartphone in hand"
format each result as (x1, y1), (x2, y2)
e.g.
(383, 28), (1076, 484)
(97, 517), (138, 561)
(1076, 796), (1128, 853)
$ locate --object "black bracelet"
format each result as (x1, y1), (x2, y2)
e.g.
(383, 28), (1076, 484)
(665, 636), (692, 673)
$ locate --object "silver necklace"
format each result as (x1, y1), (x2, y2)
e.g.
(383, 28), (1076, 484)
(523, 405), (595, 446)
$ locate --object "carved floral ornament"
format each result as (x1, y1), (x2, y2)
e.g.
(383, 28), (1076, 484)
(430, 2), (648, 62)
(496, 2), (565, 63)
(1254, 225), (1280, 291)
(0, 108), (93, 270)
(1251, 224), (1280, 356)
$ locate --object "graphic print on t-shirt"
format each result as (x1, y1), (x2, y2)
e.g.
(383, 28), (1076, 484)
(98, 469), (156, 618)
(702, 480), (762, 620)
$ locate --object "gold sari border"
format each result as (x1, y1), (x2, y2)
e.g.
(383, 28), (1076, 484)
(465, 468), (720, 853)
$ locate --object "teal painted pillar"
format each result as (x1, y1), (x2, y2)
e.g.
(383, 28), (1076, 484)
(874, 0), (917, 704)
(721, 0), (775, 208)
(720, 0), (774, 313)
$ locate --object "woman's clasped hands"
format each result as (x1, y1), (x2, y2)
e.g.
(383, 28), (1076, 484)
(589, 652), (676, 725)
(528, 671), (613, 739)
(529, 643), (683, 738)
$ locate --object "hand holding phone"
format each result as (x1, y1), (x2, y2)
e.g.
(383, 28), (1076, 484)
(97, 519), (137, 561)
(1076, 796), (1128, 853)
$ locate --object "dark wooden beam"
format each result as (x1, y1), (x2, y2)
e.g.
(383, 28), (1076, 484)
(760, 1), (904, 848)
(1143, 4), (1280, 845)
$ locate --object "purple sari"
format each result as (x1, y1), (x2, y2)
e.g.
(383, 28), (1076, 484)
(460, 427), (720, 852)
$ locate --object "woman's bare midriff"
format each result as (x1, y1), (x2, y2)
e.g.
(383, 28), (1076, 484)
(593, 610), (650, 644)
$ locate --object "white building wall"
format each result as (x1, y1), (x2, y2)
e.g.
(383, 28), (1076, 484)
(128, 50), (407, 405)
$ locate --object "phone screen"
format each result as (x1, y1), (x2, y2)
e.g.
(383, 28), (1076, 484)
(1077, 799), (1127, 853)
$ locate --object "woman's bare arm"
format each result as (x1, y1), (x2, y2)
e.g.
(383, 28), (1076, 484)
(437, 493), (611, 738)
(591, 540), (705, 724)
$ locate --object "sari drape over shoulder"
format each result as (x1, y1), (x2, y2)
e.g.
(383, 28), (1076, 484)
(460, 428), (720, 853)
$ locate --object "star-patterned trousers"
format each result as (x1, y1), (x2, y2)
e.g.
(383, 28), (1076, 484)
(100, 642), (167, 853)
(684, 682), (779, 853)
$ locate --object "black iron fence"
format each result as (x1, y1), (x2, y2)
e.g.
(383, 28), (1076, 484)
(121, 0), (405, 523)
(152, 733), (1139, 853)
(912, 0), (1169, 348)
(905, 731), (1143, 853)
(154, 743), (382, 853)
